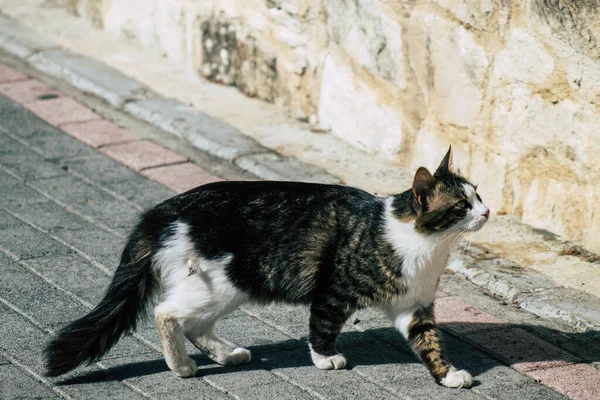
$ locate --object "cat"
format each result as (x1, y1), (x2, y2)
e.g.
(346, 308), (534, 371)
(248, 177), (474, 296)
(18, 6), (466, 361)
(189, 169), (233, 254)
(44, 147), (489, 389)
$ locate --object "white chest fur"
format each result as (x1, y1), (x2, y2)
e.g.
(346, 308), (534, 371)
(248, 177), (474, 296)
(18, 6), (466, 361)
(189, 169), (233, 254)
(383, 198), (455, 307)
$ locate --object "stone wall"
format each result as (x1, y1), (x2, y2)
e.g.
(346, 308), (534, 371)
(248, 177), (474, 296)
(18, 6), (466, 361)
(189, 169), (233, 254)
(66, 0), (600, 252)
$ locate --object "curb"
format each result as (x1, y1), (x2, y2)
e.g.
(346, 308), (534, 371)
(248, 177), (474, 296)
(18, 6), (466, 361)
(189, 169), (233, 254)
(448, 245), (600, 335)
(1, 13), (598, 336)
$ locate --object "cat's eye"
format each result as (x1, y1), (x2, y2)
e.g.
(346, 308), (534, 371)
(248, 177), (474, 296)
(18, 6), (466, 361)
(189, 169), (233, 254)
(476, 193), (482, 202)
(455, 200), (469, 209)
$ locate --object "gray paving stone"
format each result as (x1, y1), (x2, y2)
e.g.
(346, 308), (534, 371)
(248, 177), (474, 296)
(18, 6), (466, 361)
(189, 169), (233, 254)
(23, 127), (97, 160)
(0, 94), (64, 139)
(61, 153), (143, 184)
(0, 15), (59, 58)
(0, 130), (67, 180)
(265, 348), (400, 399)
(0, 181), (49, 210)
(53, 227), (125, 271)
(5, 201), (92, 233)
(441, 334), (567, 400)
(0, 354), (10, 365)
(0, 214), (73, 260)
(242, 304), (311, 340)
(100, 352), (232, 400)
(29, 175), (140, 232)
(217, 311), (302, 351)
(236, 152), (340, 184)
(203, 367), (315, 399)
(29, 49), (151, 107)
(22, 253), (113, 303)
(225, 381), (315, 400)
(60, 153), (175, 209)
(102, 178), (174, 210)
(125, 98), (265, 161)
(347, 342), (483, 400)
(0, 364), (60, 399)
(0, 253), (89, 329)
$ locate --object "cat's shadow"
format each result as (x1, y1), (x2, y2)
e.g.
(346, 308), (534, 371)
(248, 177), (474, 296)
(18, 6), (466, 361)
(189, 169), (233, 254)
(57, 323), (600, 385)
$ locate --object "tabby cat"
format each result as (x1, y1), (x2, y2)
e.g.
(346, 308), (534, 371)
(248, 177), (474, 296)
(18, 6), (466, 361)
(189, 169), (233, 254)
(45, 147), (489, 389)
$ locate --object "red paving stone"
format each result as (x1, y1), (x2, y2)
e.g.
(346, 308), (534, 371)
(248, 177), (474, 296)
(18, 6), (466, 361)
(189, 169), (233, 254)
(142, 162), (222, 193)
(0, 79), (59, 103)
(61, 120), (137, 148)
(0, 64), (27, 83)
(466, 327), (580, 373)
(101, 140), (187, 172)
(528, 364), (600, 400)
(436, 296), (509, 334)
(25, 97), (100, 126)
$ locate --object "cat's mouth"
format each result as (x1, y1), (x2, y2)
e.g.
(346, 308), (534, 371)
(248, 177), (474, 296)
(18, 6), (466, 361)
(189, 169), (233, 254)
(466, 217), (488, 232)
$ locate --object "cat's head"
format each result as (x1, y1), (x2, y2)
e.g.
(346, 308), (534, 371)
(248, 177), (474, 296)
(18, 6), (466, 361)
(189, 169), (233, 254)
(411, 147), (489, 235)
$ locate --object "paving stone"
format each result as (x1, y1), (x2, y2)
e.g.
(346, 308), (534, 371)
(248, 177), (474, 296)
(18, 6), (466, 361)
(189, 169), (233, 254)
(0, 130), (67, 180)
(0, 354), (10, 365)
(101, 140), (187, 172)
(0, 63), (27, 83)
(25, 97), (100, 126)
(142, 162), (222, 193)
(0, 253), (89, 330)
(466, 328), (580, 373)
(23, 253), (113, 303)
(440, 333), (567, 400)
(125, 98), (265, 161)
(100, 352), (231, 400)
(29, 49), (151, 107)
(29, 175), (140, 232)
(60, 153), (144, 184)
(265, 348), (399, 399)
(528, 364), (600, 400)
(61, 120), (137, 148)
(102, 178), (174, 210)
(435, 296), (509, 334)
(0, 363), (61, 399)
(216, 311), (301, 351)
(5, 201), (93, 233)
(0, 214), (73, 260)
(0, 78), (60, 103)
(0, 93), (70, 139)
(241, 304), (312, 340)
(53, 227), (125, 271)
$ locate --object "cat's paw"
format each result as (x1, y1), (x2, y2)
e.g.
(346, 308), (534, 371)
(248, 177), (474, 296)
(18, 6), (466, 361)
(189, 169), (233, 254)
(172, 357), (198, 378)
(310, 348), (347, 370)
(440, 367), (473, 388)
(221, 347), (252, 366)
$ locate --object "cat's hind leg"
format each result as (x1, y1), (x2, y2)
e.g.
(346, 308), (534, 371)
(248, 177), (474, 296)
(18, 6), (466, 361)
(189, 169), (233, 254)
(184, 321), (251, 366)
(308, 295), (354, 370)
(155, 313), (198, 377)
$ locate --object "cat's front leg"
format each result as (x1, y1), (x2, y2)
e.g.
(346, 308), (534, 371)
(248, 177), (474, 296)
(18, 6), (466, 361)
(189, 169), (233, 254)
(308, 296), (354, 370)
(385, 303), (473, 388)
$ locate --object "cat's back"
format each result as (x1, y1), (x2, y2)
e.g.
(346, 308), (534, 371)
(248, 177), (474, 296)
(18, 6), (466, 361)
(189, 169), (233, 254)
(155, 180), (379, 217)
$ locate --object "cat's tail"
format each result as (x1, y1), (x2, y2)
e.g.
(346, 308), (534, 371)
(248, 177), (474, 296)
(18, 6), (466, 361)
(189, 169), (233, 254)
(43, 224), (159, 377)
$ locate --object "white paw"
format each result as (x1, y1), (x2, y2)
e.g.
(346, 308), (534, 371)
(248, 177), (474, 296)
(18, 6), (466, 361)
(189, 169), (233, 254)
(310, 346), (347, 370)
(221, 347), (252, 366)
(172, 357), (198, 378)
(440, 367), (473, 388)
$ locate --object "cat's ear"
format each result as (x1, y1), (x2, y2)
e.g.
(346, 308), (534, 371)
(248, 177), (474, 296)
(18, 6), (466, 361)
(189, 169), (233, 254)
(434, 146), (454, 178)
(412, 167), (434, 206)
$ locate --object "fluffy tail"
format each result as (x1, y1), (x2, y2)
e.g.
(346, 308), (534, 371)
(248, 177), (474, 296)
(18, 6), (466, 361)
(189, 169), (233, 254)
(44, 227), (158, 377)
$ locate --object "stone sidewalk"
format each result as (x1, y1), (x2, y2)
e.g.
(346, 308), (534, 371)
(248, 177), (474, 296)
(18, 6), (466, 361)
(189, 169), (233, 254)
(0, 63), (597, 400)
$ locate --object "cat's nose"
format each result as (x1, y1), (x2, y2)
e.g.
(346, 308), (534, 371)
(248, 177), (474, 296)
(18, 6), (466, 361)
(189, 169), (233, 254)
(482, 209), (490, 218)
